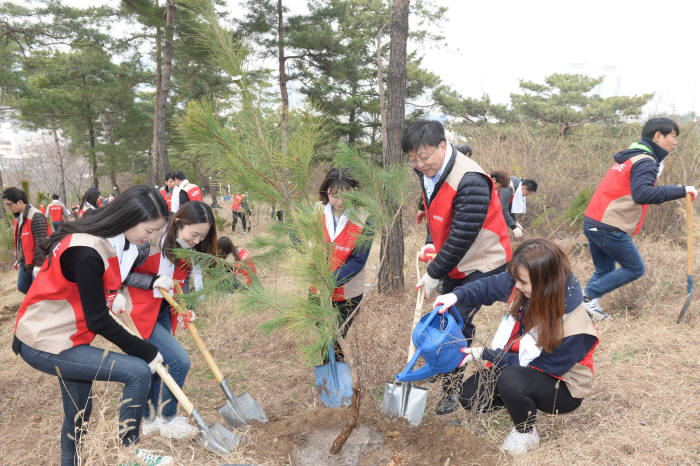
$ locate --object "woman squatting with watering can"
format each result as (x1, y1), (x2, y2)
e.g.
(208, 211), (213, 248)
(123, 201), (217, 441)
(13, 186), (173, 466)
(434, 238), (599, 455)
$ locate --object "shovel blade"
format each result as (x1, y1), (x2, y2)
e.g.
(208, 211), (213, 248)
(218, 393), (268, 427)
(197, 428), (233, 456)
(210, 422), (241, 449)
(314, 360), (353, 408)
(381, 381), (428, 426)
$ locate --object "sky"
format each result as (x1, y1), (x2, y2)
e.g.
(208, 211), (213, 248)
(3, 0), (700, 145)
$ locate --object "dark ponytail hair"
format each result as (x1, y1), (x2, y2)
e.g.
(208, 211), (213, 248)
(506, 238), (571, 353)
(162, 201), (217, 263)
(80, 187), (101, 211)
(43, 185), (169, 255)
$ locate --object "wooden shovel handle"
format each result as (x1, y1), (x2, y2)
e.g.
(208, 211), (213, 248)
(408, 251), (431, 362)
(687, 193), (694, 275)
(159, 285), (226, 384)
(113, 309), (195, 415)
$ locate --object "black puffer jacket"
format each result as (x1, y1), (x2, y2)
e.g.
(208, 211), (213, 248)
(419, 146), (492, 279)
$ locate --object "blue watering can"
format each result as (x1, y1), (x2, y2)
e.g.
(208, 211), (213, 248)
(396, 305), (468, 382)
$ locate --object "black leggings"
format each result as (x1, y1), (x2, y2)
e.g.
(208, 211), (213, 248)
(459, 366), (582, 432)
(232, 211), (247, 231)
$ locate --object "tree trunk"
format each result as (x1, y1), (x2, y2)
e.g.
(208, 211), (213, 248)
(376, 23), (388, 166)
(99, 113), (118, 191)
(87, 120), (98, 190)
(155, 0), (174, 179)
(52, 128), (68, 203)
(378, 0), (409, 293)
(147, 148), (154, 187)
(153, 0), (162, 184)
(0, 167), (9, 225)
(278, 0), (289, 154)
(329, 334), (361, 455)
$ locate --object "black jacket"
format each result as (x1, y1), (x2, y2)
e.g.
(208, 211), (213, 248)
(418, 146), (492, 279)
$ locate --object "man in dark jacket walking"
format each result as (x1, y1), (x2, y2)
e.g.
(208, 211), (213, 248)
(582, 117), (696, 321)
(403, 120), (512, 414)
(3, 187), (49, 293)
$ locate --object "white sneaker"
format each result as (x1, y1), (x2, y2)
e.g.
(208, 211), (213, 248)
(142, 416), (164, 436)
(500, 427), (539, 455)
(135, 448), (174, 465)
(583, 298), (610, 322)
(159, 415), (199, 439)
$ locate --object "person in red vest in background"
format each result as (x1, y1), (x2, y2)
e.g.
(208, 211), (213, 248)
(170, 170), (202, 213)
(39, 203), (46, 215)
(159, 172), (175, 211)
(79, 187), (100, 218)
(46, 193), (74, 232)
(405, 120), (512, 415)
(230, 192), (250, 233)
(216, 236), (257, 286)
(3, 187), (50, 293)
(315, 168), (373, 361)
(434, 239), (598, 456)
(582, 117), (697, 322)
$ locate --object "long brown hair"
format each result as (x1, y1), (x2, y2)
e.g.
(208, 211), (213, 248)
(163, 201), (217, 263)
(507, 238), (570, 352)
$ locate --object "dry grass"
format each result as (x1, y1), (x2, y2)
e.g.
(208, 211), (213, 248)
(0, 192), (698, 464)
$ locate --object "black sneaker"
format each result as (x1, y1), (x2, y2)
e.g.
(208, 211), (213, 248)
(435, 394), (459, 415)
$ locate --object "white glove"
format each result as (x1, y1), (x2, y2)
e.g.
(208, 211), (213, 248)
(418, 244), (436, 262)
(458, 346), (484, 367)
(416, 272), (440, 298)
(111, 293), (126, 314)
(433, 293), (458, 312)
(152, 275), (174, 291)
(148, 352), (163, 374)
(512, 226), (524, 240)
(177, 310), (196, 329)
(686, 185), (697, 201)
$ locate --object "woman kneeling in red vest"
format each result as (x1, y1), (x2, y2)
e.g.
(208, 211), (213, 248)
(434, 238), (598, 456)
(124, 201), (217, 441)
(13, 185), (172, 466)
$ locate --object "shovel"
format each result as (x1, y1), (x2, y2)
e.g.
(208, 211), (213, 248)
(163, 283), (268, 427)
(113, 309), (238, 456)
(314, 340), (353, 407)
(381, 251), (434, 426)
(678, 193), (695, 323)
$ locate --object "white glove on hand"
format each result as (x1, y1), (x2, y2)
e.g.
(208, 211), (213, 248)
(148, 352), (163, 374)
(111, 293), (126, 314)
(433, 293), (458, 312)
(416, 272), (440, 298)
(512, 226), (524, 240)
(686, 185), (697, 201)
(177, 310), (196, 329)
(418, 244), (436, 262)
(458, 346), (484, 367)
(152, 275), (174, 291)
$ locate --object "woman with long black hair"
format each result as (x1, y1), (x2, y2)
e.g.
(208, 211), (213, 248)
(124, 201), (217, 440)
(13, 185), (172, 466)
(434, 238), (599, 455)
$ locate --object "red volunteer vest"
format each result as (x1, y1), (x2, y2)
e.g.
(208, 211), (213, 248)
(183, 183), (203, 202)
(585, 153), (655, 235)
(48, 202), (65, 222)
(39, 204), (46, 215)
(160, 187), (172, 211)
(234, 247), (256, 286)
(14, 234), (122, 354)
(231, 194), (244, 212)
(424, 152), (511, 279)
(14, 206), (50, 265)
(323, 214), (364, 301)
(128, 253), (190, 338)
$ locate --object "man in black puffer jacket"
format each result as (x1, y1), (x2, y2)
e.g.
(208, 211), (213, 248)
(403, 120), (512, 415)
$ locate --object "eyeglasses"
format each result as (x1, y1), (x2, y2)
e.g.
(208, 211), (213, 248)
(407, 146), (439, 167)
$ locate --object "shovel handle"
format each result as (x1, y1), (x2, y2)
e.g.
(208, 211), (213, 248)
(687, 193), (694, 275)
(112, 309), (196, 416)
(408, 251), (431, 362)
(159, 285), (226, 384)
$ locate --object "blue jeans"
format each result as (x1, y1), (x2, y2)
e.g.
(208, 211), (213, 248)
(17, 260), (34, 294)
(146, 302), (191, 419)
(18, 340), (151, 466)
(583, 225), (645, 299)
